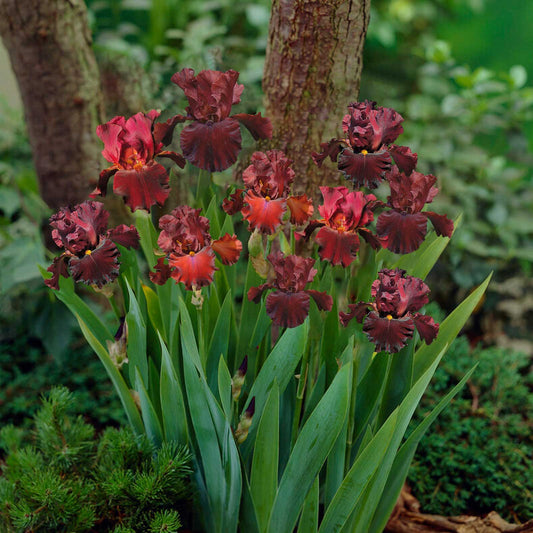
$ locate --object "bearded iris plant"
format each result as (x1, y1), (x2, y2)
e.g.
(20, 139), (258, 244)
(44, 69), (490, 533)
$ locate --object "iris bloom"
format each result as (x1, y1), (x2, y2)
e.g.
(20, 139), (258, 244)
(45, 201), (139, 290)
(224, 150), (314, 234)
(149, 206), (242, 290)
(248, 252), (332, 328)
(91, 110), (186, 212)
(376, 167), (454, 254)
(305, 186), (380, 267)
(170, 69), (273, 171)
(340, 268), (439, 353)
(312, 100), (417, 189)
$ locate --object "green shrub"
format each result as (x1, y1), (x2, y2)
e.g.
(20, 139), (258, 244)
(0, 388), (192, 533)
(408, 335), (533, 520)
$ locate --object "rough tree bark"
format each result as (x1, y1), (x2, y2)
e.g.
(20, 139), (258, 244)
(263, 0), (371, 197)
(0, 0), (104, 210)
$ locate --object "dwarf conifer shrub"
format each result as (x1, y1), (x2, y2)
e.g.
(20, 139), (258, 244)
(0, 387), (191, 533)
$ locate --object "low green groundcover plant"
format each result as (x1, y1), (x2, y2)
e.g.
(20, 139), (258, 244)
(408, 334), (533, 521)
(0, 388), (191, 532)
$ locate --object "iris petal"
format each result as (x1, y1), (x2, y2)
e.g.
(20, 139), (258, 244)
(69, 239), (120, 287)
(113, 163), (170, 212)
(363, 312), (415, 353)
(266, 291), (310, 328)
(169, 247), (216, 289)
(316, 226), (360, 267)
(338, 148), (392, 189)
(377, 210), (428, 254)
(180, 119), (242, 172)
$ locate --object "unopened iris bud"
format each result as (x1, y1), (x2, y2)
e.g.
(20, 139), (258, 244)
(231, 356), (248, 401)
(191, 286), (204, 309)
(235, 397), (255, 444)
(248, 229), (263, 257)
(106, 318), (128, 370)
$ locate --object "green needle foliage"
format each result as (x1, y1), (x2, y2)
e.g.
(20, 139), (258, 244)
(0, 388), (192, 533)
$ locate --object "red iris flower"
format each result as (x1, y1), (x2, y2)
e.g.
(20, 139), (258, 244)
(305, 186), (380, 267)
(312, 101), (417, 189)
(169, 69), (273, 172)
(149, 205), (242, 290)
(376, 167), (454, 254)
(339, 268), (439, 353)
(91, 110), (186, 212)
(224, 150), (314, 234)
(45, 201), (139, 290)
(248, 252), (332, 328)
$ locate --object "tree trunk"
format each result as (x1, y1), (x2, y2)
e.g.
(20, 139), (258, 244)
(0, 0), (104, 210)
(263, 0), (371, 197)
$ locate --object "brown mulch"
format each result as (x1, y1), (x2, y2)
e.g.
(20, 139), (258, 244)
(385, 486), (533, 533)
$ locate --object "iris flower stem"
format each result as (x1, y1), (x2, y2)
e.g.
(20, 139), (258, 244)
(344, 345), (360, 474)
(195, 169), (212, 208)
(107, 292), (122, 320)
(290, 340), (310, 449)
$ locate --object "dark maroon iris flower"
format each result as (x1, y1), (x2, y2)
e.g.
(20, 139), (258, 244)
(169, 69), (273, 172)
(91, 110), (186, 212)
(376, 167), (454, 254)
(149, 205), (242, 290)
(305, 186), (380, 267)
(312, 101), (417, 189)
(224, 150), (313, 234)
(45, 201), (139, 290)
(248, 252), (332, 328)
(340, 268), (439, 353)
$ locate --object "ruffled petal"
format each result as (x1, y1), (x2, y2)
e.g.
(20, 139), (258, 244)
(153, 114), (187, 146)
(424, 211), (454, 238)
(389, 144), (418, 175)
(149, 257), (172, 285)
(222, 188), (245, 215)
(96, 121), (123, 164)
(311, 139), (344, 166)
(315, 226), (360, 267)
(69, 239), (120, 287)
(248, 283), (271, 303)
(169, 247), (216, 289)
(90, 167), (118, 198)
(108, 224), (140, 249)
(233, 112), (273, 140)
(211, 234), (242, 265)
(113, 162), (170, 212)
(413, 313), (439, 345)
(377, 210), (428, 254)
(180, 119), (242, 172)
(363, 312), (415, 353)
(157, 150), (186, 168)
(241, 192), (286, 235)
(318, 186), (349, 221)
(338, 148), (392, 189)
(305, 289), (333, 312)
(123, 111), (158, 161)
(44, 255), (70, 290)
(358, 228), (382, 250)
(339, 302), (371, 327)
(265, 291), (310, 328)
(287, 194), (314, 225)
